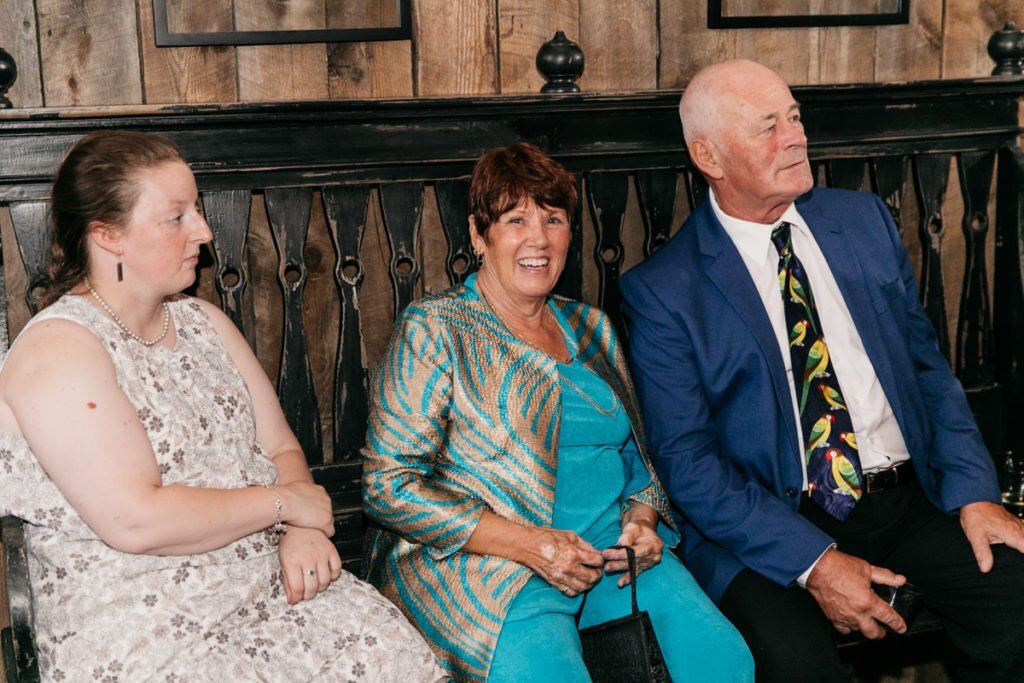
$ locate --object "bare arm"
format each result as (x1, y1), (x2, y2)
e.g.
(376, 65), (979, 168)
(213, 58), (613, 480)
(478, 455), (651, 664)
(196, 299), (340, 602)
(2, 316), (330, 556)
(196, 299), (314, 487)
(462, 510), (604, 596)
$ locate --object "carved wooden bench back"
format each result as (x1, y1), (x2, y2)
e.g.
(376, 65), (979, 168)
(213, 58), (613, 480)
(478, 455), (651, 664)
(0, 80), (1023, 681)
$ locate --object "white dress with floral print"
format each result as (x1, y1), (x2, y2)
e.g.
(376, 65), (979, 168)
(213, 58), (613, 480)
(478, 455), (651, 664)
(0, 295), (445, 683)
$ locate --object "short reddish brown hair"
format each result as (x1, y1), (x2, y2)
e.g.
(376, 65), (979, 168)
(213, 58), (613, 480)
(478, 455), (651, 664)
(469, 142), (578, 237)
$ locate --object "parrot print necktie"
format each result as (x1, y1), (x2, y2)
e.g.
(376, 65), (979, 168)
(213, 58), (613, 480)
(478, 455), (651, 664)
(772, 222), (863, 520)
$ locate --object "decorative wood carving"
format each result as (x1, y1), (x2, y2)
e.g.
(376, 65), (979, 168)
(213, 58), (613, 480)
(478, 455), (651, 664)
(265, 188), (323, 463)
(203, 190), (255, 348)
(322, 185), (371, 461)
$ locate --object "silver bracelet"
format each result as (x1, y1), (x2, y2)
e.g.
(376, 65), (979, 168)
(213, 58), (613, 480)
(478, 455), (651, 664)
(264, 484), (286, 542)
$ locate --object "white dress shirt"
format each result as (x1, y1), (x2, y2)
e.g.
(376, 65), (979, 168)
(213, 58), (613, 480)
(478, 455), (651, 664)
(709, 189), (911, 583)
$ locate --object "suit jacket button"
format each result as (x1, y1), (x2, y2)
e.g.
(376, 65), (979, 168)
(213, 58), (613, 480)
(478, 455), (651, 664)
(785, 487), (798, 499)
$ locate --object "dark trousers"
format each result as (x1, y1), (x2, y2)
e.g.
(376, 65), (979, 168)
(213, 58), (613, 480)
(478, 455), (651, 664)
(718, 475), (1024, 683)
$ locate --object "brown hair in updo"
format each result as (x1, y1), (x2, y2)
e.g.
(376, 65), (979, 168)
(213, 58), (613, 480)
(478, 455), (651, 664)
(40, 130), (185, 308)
(468, 142), (578, 239)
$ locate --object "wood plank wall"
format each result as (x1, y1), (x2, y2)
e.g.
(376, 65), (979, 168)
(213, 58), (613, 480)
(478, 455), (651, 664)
(1, 0), (1019, 107)
(0, 0), (1020, 407)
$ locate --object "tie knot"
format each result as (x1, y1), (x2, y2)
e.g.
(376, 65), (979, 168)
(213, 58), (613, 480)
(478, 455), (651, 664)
(771, 221), (792, 256)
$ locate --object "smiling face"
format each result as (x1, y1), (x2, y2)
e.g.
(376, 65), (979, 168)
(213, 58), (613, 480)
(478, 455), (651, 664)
(114, 161), (212, 296)
(470, 197), (571, 307)
(686, 61), (814, 224)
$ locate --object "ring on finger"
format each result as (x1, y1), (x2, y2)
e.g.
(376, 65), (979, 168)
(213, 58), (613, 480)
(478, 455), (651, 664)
(560, 585), (571, 594)
(308, 569), (316, 577)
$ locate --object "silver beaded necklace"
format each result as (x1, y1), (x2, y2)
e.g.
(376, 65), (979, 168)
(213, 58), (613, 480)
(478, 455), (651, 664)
(84, 279), (171, 347)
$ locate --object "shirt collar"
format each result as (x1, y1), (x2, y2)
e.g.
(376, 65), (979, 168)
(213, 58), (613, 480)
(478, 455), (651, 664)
(709, 189), (808, 265)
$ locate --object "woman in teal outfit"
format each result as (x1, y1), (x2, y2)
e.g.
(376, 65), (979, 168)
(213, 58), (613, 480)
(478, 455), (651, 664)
(362, 143), (753, 681)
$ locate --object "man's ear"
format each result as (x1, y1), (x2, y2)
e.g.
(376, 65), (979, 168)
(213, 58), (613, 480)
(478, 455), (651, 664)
(87, 220), (123, 257)
(689, 139), (725, 181)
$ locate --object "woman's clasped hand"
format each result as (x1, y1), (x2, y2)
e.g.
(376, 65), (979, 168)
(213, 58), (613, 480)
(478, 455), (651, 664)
(264, 480), (343, 603)
(363, 142), (753, 682)
(523, 528), (605, 597)
(0, 130), (444, 681)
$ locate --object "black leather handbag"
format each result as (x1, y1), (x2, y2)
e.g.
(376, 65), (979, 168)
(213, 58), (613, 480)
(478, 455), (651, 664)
(577, 545), (672, 682)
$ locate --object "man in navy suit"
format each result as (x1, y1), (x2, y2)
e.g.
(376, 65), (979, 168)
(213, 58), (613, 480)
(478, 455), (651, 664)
(621, 59), (1024, 682)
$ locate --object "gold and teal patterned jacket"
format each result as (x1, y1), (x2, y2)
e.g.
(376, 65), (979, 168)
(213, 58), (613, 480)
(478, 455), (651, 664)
(362, 275), (678, 681)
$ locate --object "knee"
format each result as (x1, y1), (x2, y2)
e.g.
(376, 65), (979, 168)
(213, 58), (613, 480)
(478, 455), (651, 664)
(679, 624), (754, 682)
(716, 627), (755, 681)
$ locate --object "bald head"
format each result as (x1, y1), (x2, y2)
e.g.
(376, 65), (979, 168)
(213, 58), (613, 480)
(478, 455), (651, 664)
(679, 59), (812, 223)
(679, 59), (789, 146)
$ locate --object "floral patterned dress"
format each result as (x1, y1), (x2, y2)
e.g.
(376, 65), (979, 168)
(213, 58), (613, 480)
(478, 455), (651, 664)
(0, 295), (444, 683)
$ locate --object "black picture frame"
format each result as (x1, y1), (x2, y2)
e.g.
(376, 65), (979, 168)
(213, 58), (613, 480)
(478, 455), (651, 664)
(153, 0), (412, 47)
(708, 0), (909, 29)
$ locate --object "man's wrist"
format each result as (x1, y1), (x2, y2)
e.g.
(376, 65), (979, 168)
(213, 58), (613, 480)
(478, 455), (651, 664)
(797, 543), (836, 588)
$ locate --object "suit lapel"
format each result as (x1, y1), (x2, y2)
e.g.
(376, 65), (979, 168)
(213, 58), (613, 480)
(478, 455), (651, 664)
(801, 200), (907, 431)
(695, 203), (801, 457)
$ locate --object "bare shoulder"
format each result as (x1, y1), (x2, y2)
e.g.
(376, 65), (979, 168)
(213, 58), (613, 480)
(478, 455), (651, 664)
(0, 318), (114, 431)
(189, 297), (240, 338)
(186, 297), (257, 371)
(3, 318), (111, 376)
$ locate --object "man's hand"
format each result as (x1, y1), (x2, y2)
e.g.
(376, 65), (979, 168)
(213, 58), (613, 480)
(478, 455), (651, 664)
(805, 548), (906, 638)
(960, 501), (1024, 573)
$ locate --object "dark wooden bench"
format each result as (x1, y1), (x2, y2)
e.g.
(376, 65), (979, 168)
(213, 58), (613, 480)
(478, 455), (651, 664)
(1, 75), (1022, 681)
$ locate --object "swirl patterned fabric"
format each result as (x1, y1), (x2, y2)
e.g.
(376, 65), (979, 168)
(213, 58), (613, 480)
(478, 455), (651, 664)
(363, 278), (676, 681)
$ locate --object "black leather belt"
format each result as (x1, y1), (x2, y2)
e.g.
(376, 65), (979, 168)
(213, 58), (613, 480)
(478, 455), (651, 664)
(863, 462), (913, 494)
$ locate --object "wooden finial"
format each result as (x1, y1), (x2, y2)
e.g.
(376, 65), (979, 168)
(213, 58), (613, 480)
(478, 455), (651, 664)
(536, 31), (585, 93)
(988, 22), (1024, 76)
(0, 48), (17, 109)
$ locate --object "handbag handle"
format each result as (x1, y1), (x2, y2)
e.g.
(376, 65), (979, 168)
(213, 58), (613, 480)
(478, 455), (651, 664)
(607, 545), (641, 615)
(574, 544), (642, 625)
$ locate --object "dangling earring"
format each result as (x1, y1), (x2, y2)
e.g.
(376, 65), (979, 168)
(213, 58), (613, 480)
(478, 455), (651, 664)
(474, 251), (484, 268)
(116, 261), (123, 282)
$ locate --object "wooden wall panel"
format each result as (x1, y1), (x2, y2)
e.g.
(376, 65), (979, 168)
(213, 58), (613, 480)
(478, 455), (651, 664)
(658, 0), (736, 88)
(7, 0), (1016, 110)
(326, 2), (413, 98)
(137, 0), (238, 104)
(580, 0), (658, 91)
(419, 186), (449, 298)
(876, 0), (943, 81)
(413, 0), (497, 96)
(36, 0), (143, 106)
(0, 0), (43, 108)
(724, 0), (815, 84)
(327, 41), (413, 98)
(235, 0), (329, 101)
(300, 194), (340, 463)
(812, 0), (876, 84)
(941, 0), (1017, 78)
(497, 0), (579, 94)
(0, 208), (29, 342)
(248, 196), (283, 383)
(734, 27), (816, 85)
(360, 191), (399, 370)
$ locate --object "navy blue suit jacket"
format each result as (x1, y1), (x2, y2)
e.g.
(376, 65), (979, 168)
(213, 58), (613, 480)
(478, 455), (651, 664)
(620, 188), (1000, 603)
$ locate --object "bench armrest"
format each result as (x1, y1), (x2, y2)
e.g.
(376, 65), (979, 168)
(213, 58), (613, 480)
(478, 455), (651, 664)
(1, 517), (38, 682)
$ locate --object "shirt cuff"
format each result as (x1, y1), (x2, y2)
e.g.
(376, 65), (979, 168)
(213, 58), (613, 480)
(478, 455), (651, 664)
(796, 543), (837, 588)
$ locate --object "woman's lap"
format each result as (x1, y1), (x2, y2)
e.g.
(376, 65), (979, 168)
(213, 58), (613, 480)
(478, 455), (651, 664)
(490, 554), (753, 682)
(488, 608), (590, 683)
